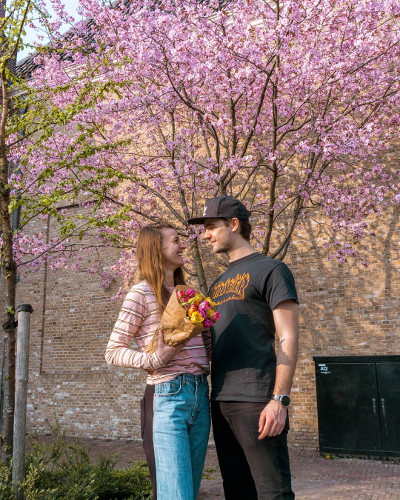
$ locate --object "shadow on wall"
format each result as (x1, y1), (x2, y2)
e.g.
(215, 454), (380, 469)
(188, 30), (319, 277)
(286, 207), (400, 449)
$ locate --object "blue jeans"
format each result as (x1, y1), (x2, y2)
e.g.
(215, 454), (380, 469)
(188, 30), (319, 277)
(153, 373), (210, 500)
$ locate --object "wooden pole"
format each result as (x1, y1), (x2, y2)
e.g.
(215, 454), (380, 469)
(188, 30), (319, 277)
(12, 304), (33, 499)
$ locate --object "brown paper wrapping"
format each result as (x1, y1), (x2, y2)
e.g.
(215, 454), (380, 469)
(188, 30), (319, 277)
(145, 285), (205, 354)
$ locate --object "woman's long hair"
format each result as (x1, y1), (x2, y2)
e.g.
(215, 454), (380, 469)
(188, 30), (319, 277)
(136, 223), (186, 311)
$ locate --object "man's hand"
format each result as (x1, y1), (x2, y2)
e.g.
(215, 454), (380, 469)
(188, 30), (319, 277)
(258, 400), (287, 439)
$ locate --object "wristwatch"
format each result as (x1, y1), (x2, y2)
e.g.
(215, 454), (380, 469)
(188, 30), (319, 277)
(271, 394), (291, 407)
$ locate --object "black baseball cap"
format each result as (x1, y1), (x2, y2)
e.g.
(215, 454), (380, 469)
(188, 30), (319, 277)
(187, 196), (251, 224)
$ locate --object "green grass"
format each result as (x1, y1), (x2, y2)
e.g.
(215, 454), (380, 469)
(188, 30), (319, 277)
(202, 465), (218, 480)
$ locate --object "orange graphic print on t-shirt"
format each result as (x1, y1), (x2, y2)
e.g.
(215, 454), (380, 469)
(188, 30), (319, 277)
(210, 273), (250, 305)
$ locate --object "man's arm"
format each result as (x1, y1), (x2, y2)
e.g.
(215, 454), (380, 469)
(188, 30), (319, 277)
(258, 299), (299, 439)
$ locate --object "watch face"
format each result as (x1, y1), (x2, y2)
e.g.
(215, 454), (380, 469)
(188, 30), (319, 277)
(281, 395), (291, 407)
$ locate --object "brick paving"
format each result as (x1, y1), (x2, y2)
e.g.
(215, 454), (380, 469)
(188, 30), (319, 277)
(36, 436), (400, 499)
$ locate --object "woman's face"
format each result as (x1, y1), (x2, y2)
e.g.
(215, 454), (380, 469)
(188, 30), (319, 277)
(160, 227), (185, 270)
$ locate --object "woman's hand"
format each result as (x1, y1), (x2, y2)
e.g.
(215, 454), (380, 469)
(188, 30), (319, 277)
(156, 330), (187, 365)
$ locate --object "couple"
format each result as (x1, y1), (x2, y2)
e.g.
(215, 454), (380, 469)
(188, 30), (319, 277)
(105, 196), (299, 500)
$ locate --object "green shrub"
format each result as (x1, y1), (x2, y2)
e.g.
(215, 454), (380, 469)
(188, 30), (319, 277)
(0, 460), (14, 500)
(0, 431), (152, 500)
(93, 461), (153, 500)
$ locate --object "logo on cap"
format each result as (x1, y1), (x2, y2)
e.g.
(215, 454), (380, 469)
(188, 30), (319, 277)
(202, 206), (208, 216)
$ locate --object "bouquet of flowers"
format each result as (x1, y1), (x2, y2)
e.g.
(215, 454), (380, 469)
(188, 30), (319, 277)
(145, 285), (221, 353)
(176, 288), (221, 328)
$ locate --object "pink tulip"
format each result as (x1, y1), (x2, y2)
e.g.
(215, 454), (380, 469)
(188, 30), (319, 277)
(199, 300), (211, 311)
(211, 312), (221, 322)
(198, 308), (208, 319)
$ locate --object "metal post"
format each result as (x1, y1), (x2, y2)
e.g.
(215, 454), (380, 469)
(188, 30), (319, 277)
(12, 304), (33, 499)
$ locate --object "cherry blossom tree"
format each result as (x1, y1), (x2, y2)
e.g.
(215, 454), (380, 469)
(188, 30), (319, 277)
(3, 0), (396, 333)
(14, 0), (399, 297)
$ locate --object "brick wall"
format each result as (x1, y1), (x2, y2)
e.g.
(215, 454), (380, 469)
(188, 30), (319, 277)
(1, 205), (399, 449)
(10, 213), (148, 439)
(287, 208), (400, 449)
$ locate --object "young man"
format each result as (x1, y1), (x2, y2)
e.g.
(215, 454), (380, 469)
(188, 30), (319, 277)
(188, 195), (299, 500)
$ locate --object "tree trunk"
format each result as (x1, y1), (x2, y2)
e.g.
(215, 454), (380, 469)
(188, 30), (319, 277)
(191, 238), (208, 295)
(0, 176), (16, 466)
(0, 65), (17, 466)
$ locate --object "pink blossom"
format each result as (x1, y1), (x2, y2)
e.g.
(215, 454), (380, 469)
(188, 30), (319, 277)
(9, 0), (399, 279)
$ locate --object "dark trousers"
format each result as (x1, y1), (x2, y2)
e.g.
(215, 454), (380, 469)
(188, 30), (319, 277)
(140, 384), (157, 499)
(211, 401), (295, 500)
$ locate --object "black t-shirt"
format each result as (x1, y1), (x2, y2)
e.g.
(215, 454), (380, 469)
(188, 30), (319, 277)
(209, 252), (298, 402)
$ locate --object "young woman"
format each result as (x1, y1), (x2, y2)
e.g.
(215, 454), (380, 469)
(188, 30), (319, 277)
(105, 223), (211, 500)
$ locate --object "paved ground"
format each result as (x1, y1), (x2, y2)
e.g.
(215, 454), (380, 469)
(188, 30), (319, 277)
(36, 436), (400, 499)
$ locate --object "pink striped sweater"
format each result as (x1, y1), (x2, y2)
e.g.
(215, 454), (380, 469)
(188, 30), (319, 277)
(105, 281), (211, 384)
